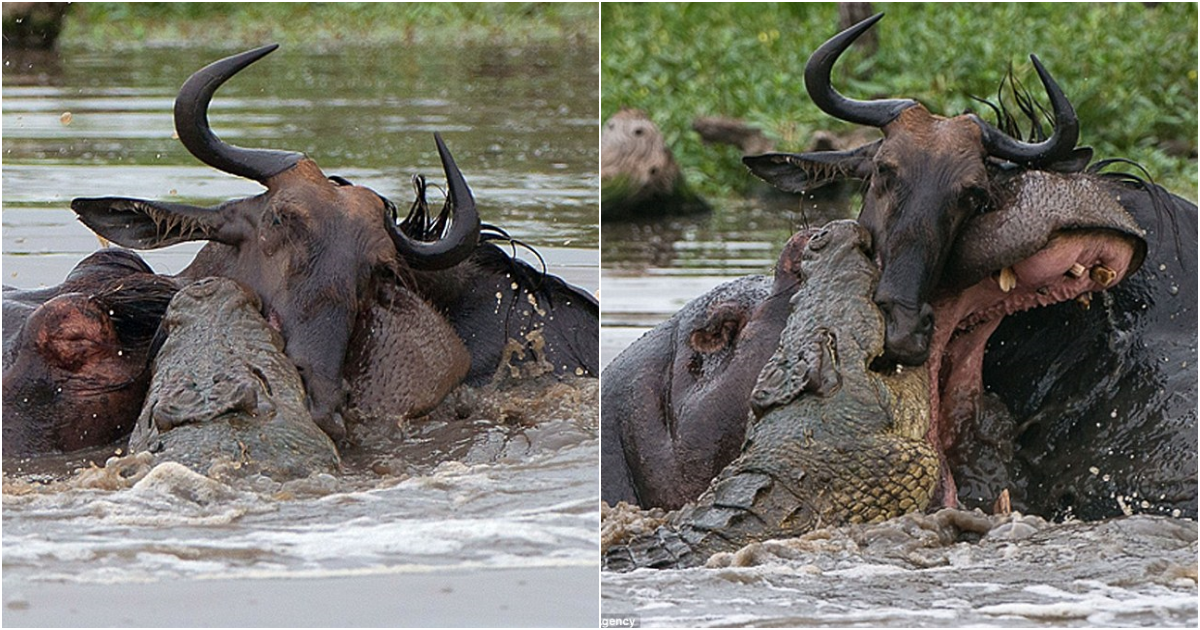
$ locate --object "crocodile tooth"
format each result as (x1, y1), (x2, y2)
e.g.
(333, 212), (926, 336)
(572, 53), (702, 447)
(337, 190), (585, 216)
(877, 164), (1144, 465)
(997, 267), (1016, 293)
(1067, 262), (1086, 278)
(993, 488), (1012, 516)
(1090, 265), (1117, 287)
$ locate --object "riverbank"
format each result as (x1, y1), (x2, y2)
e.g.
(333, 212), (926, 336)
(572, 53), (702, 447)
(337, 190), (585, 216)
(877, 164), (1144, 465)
(602, 3), (1197, 199)
(60, 3), (596, 48)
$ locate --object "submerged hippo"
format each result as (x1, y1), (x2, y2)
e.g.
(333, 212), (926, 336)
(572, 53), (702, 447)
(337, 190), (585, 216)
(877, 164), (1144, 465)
(132, 278), (340, 480)
(601, 108), (708, 221)
(605, 221), (939, 570)
(2, 250), (178, 460)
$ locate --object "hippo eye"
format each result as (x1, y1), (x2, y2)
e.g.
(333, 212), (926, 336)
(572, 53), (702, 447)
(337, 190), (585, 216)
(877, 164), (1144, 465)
(963, 186), (991, 215)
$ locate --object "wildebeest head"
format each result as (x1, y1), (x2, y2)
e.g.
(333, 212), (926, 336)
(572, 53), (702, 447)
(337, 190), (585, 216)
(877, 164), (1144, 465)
(745, 14), (1083, 365)
(70, 45), (480, 439)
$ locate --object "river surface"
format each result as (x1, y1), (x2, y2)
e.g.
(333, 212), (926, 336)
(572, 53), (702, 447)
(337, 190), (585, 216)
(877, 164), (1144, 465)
(2, 42), (599, 626)
(600, 192), (1197, 626)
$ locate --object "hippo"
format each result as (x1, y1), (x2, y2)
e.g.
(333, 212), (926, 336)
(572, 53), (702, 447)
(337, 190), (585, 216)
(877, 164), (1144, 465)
(601, 230), (812, 509)
(2, 250), (178, 460)
(604, 220), (939, 570)
(967, 181), (1197, 520)
(601, 108), (709, 221)
(131, 277), (340, 480)
(600, 169), (1179, 522)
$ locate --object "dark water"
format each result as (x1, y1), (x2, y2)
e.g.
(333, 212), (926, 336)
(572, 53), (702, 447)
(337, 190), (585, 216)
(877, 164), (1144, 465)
(2, 43), (599, 626)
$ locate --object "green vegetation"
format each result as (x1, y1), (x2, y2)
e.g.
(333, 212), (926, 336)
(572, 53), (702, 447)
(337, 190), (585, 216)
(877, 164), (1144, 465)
(602, 3), (1197, 199)
(61, 2), (596, 48)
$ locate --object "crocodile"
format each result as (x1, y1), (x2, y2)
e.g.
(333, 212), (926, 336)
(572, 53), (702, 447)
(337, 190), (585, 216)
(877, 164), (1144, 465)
(604, 220), (939, 570)
(130, 277), (340, 480)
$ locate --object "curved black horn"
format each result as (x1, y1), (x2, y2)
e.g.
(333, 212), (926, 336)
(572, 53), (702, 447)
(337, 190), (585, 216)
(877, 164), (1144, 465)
(389, 133), (481, 271)
(971, 55), (1080, 165)
(175, 44), (303, 183)
(805, 13), (917, 127)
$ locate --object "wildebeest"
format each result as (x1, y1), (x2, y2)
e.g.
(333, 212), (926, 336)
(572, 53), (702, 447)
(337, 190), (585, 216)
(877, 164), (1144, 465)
(605, 14), (1195, 521)
(5, 44), (597, 458)
(743, 14), (1088, 366)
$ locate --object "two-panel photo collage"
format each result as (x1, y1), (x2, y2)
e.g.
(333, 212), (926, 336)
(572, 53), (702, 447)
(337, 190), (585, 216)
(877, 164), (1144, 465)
(1, 2), (1196, 628)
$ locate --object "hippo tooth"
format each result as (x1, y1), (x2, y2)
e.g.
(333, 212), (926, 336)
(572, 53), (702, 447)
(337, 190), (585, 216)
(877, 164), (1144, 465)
(1090, 265), (1117, 287)
(997, 267), (1017, 293)
(1077, 292), (1092, 309)
(1067, 263), (1087, 278)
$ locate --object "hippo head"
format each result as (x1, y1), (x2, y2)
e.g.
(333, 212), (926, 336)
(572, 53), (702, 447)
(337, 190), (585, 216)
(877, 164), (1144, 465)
(2, 274), (177, 459)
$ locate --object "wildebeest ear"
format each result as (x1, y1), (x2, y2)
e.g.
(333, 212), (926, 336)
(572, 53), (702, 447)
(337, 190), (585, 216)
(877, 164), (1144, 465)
(743, 140), (881, 193)
(71, 197), (239, 249)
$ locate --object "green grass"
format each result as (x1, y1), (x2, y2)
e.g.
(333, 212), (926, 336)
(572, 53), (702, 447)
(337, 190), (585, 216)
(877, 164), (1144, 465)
(61, 2), (597, 48)
(602, 3), (1198, 200)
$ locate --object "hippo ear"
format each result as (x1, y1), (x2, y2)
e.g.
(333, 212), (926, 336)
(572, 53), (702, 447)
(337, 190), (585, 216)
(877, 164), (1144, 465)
(71, 197), (244, 249)
(688, 302), (749, 354)
(743, 140), (880, 193)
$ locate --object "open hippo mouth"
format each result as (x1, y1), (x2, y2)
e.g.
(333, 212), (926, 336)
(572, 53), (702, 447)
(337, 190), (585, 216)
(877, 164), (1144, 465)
(907, 171), (1147, 505)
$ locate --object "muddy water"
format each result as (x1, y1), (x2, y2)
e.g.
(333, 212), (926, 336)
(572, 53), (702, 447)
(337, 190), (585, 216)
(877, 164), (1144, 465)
(600, 195), (1196, 626)
(600, 506), (1197, 627)
(2, 43), (599, 626)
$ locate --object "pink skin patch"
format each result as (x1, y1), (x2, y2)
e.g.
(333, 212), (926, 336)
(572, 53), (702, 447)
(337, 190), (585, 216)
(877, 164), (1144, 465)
(922, 230), (1140, 506)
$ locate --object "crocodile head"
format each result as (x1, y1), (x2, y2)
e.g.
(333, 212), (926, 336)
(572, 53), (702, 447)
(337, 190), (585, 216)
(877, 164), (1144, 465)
(131, 277), (340, 480)
(746, 219), (939, 527)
